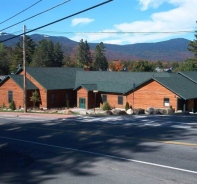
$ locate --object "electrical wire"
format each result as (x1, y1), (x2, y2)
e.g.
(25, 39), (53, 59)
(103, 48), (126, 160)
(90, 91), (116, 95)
(0, 0), (71, 32)
(0, 0), (113, 43)
(28, 30), (196, 34)
(0, 0), (43, 25)
(5, 29), (196, 36)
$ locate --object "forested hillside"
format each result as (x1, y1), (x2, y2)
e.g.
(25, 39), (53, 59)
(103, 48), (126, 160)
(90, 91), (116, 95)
(0, 34), (193, 62)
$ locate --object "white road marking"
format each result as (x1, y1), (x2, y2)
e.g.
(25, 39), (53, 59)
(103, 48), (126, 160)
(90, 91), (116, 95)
(172, 125), (191, 129)
(0, 135), (197, 174)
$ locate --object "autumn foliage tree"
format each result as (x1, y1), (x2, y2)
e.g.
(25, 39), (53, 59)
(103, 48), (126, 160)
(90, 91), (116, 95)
(109, 60), (124, 71)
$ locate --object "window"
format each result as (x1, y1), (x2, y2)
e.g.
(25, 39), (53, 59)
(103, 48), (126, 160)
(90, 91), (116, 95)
(164, 98), (170, 106)
(118, 96), (123, 105)
(8, 91), (13, 103)
(51, 94), (55, 104)
(102, 94), (107, 103)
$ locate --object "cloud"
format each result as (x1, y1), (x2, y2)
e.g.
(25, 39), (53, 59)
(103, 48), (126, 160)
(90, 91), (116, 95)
(70, 29), (117, 43)
(71, 18), (94, 26)
(70, 0), (197, 45)
(138, 0), (165, 11)
(111, 0), (197, 44)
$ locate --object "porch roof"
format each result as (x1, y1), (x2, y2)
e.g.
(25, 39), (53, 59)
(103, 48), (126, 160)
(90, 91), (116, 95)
(154, 74), (197, 100)
(74, 84), (97, 91)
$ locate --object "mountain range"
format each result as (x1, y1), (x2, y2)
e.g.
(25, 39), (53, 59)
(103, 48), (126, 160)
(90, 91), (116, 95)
(0, 33), (194, 62)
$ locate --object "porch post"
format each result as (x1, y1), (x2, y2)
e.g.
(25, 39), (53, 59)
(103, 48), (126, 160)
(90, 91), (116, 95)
(183, 101), (186, 112)
(93, 90), (98, 114)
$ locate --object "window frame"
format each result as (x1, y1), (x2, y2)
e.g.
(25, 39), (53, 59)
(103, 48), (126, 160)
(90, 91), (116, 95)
(102, 94), (107, 103)
(8, 90), (13, 103)
(164, 98), (170, 107)
(118, 95), (123, 105)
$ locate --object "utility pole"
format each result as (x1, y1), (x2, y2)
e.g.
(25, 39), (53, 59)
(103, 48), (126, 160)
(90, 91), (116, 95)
(133, 83), (135, 110)
(23, 25), (27, 113)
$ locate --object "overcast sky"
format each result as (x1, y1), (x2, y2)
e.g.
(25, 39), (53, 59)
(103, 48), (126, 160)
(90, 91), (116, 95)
(1, 0), (197, 45)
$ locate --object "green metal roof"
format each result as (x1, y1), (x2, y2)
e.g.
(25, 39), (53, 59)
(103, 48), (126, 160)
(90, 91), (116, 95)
(26, 67), (83, 90)
(178, 71), (197, 84)
(154, 73), (197, 100)
(9, 75), (38, 90)
(75, 71), (170, 94)
(13, 68), (197, 100)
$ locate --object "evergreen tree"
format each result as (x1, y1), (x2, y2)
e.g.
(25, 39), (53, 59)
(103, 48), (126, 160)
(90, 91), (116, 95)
(62, 54), (75, 67)
(10, 42), (23, 73)
(178, 58), (197, 71)
(0, 43), (10, 74)
(53, 42), (63, 67)
(77, 39), (92, 67)
(25, 36), (36, 65)
(94, 42), (108, 71)
(186, 21), (197, 70)
(188, 23), (197, 60)
(31, 40), (52, 67)
(132, 60), (154, 72)
(155, 60), (163, 69)
(31, 40), (63, 67)
(9, 36), (36, 73)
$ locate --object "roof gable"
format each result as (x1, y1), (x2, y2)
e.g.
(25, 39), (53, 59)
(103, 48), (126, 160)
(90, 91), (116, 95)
(75, 84), (97, 91)
(153, 74), (197, 100)
(24, 67), (83, 90)
(1, 75), (38, 90)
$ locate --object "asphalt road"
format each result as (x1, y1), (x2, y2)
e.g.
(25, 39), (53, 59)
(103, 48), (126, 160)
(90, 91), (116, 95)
(0, 113), (197, 184)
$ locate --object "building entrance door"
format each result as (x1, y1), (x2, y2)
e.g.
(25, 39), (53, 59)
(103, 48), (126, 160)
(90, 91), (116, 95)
(79, 98), (86, 109)
(177, 98), (187, 111)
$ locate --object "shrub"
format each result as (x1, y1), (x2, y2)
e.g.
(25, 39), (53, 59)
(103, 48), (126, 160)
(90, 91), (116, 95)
(125, 102), (130, 111)
(102, 101), (111, 110)
(9, 101), (16, 110)
(30, 90), (40, 108)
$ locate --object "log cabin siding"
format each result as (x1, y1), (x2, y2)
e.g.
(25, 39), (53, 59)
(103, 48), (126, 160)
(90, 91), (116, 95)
(100, 93), (127, 109)
(0, 78), (34, 108)
(26, 90), (35, 108)
(127, 80), (178, 110)
(20, 72), (47, 108)
(47, 89), (76, 108)
(0, 78), (23, 108)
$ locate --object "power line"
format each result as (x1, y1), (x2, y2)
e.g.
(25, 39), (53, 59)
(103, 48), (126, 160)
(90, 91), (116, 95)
(7, 27), (197, 35)
(0, 0), (43, 25)
(0, 0), (71, 32)
(0, 0), (113, 43)
(28, 30), (196, 34)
